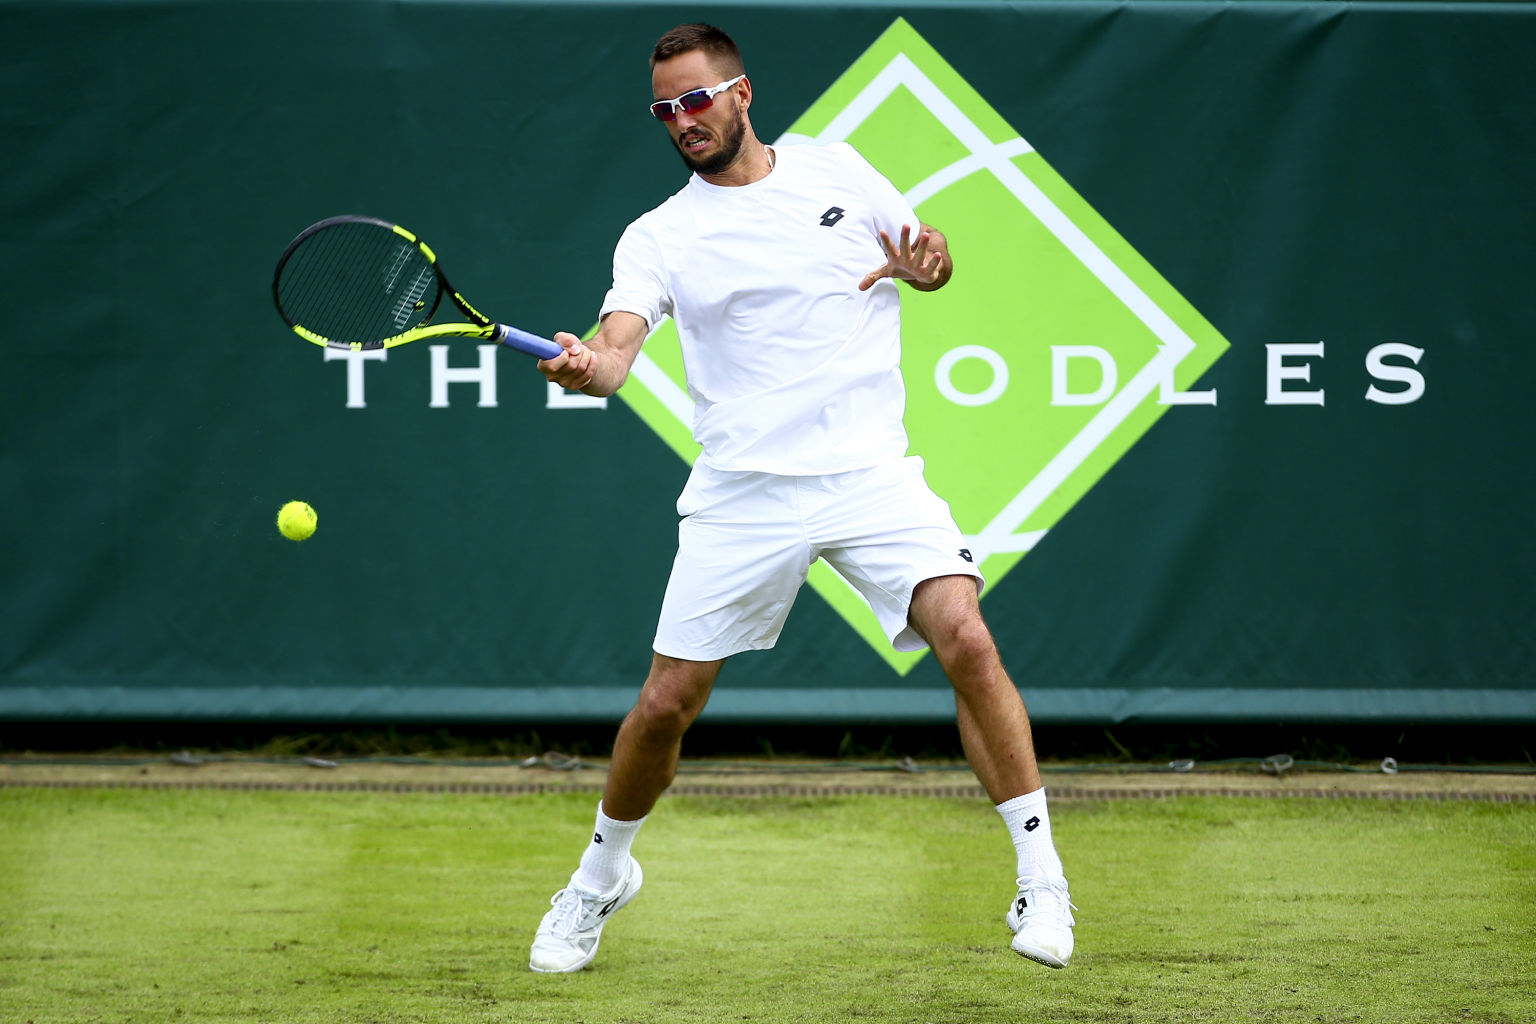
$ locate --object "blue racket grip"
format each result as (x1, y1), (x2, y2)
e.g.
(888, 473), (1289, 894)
(494, 323), (564, 360)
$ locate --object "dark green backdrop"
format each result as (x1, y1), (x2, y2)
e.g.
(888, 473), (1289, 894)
(3, 1), (1532, 723)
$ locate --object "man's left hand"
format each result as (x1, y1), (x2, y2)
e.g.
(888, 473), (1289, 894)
(858, 224), (950, 292)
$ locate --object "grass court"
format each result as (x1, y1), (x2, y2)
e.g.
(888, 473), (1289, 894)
(2, 783), (1532, 1023)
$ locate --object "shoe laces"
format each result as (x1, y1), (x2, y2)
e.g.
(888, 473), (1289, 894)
(1016, 876), (1078, 922)
(544, 886), (594, 939)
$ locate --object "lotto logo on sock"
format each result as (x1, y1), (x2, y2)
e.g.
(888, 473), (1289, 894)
(593, 832), (604, 844)
(1024, 816), (1041, 832)
(614, 18), (1229, 673)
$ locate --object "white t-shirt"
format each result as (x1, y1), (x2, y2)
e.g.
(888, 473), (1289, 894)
(600, 141), (921, 475)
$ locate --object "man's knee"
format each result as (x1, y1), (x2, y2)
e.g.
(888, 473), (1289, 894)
(929, 614), (999, 679)
(630, 656), (720, 738)
(632, 688), (701, 738)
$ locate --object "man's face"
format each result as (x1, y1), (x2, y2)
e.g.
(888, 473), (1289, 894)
(651, 50), (748, 176)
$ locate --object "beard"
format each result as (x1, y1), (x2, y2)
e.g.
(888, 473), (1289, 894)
(675, 104), (748, 175)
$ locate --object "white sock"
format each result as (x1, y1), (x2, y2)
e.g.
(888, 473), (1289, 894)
(573, 802), (646, 893)
(996, 788), (1065, 882)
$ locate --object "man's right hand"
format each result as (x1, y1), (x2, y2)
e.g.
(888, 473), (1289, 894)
(539, 332), (598, 392)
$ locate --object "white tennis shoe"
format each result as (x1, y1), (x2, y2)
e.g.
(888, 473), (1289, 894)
(1005, 875), (1077, 968)
(529, 857), (643, 973)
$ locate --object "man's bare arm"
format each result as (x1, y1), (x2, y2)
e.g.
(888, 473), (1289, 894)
(537, 311), (651, 397)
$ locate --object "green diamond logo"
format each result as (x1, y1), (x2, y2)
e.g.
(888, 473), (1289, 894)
(612, 18), (1229, 674)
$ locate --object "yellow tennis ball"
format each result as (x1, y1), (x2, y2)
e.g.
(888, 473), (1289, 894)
(276, 500), (317, 541)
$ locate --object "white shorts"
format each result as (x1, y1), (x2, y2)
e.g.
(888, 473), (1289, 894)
(653, 456), (985, 661)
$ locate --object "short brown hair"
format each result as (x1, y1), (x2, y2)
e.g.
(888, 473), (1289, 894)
(650, 23), (745, 76)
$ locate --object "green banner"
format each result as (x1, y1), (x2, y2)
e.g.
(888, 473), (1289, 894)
(2, 1), (1532, 723)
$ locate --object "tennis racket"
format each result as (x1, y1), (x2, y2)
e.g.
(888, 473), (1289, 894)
(272, 215), (562, 359)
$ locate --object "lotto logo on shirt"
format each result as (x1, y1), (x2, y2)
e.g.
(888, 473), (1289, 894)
(617, 18), (1230, 674)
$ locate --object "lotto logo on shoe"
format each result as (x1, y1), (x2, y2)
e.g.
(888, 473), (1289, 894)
(615, 18), (1230, 673)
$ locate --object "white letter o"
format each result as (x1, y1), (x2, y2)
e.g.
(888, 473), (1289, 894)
(935, 345), (1009, 407)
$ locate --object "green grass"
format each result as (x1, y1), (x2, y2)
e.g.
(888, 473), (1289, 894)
(1, 788), (1532, 1023)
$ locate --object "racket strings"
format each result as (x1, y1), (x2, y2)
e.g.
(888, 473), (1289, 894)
(276, 221), (443, 345)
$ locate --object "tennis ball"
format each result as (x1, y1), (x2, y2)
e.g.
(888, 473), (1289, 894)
(276, 500), (317, 541)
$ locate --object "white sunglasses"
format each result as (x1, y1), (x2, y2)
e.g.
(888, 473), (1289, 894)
(649, 75), (746, 122)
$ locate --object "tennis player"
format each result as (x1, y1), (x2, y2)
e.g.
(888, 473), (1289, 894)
(529, 23), (1075, 973)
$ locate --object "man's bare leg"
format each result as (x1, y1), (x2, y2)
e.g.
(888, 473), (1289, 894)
(907, 575), (1040, 802)
(602, 653), (724, 820)
(907, 574), (1076, 968)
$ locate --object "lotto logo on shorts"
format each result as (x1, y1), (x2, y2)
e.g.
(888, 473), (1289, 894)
(615, 19), (1230, 674)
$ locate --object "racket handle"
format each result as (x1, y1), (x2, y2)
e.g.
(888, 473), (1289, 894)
(494, 323), (564, 360)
